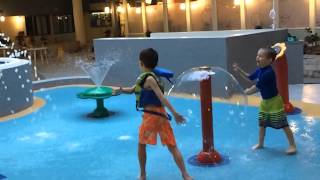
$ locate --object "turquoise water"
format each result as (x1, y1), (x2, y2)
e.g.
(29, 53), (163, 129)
(0, 86), (319, 180)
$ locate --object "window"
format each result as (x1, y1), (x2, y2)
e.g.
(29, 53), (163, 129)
(217, 0), (241, 30)
(90, 12), (112, 27)
(52, 15), (75, 34)
(25, 15), (75, 35)
(246, 0), (273, 29)
(25, 16), (50, 36)
(279, 0), (308, 28)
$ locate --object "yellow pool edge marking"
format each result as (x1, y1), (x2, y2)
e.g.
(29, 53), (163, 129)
(0, 97), (46, 122)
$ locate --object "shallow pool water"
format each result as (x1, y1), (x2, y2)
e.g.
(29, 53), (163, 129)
(0, 86), (319, 180)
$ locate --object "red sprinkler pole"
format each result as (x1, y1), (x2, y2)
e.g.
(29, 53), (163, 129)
(200, 76), (214, 151)
(197, 68), (221, 164)
(273, 43), (295, 113)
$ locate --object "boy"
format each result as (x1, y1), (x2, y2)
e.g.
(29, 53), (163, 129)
(233, 47), (296, 155)
(115, 48), (192, 180)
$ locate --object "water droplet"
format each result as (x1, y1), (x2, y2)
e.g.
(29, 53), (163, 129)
(29, 89), (33, 93)
(26, 97), (29, 102)
(229, 110), (235, 115)
(239, 111), (246, 119)
(1, 81), (5, 84)
(15, 68), (18, 73)
(117, 135), (132, 141)
(24, 69), (28, 73)
(7, 97), (11, 101)
(18, 75), (22, 79)
(21, 84), (25, 88)
(4, 86), (7, 90)
(11, 110), (15, 114)
(45, 95), (52, 101)
(26, 79), (30, 83)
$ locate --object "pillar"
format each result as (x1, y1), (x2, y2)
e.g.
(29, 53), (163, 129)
(123, 0), (129, 37)
(141, 0), (148, 34)
(72, 0), (86, 45)
(210, 0), (218, 30)
(240, 0), (246, 29)
(309, 0), (316, 33)
(186, 0), (192, 31)
(163, 0), (169, 32)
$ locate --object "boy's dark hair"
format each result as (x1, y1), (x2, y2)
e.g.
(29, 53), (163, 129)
(261, 47), (277, 61)
(139, 48), (158, 69)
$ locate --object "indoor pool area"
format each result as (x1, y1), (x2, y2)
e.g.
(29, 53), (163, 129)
(1, 0), (320, 179)
(0, 85), (319, 180)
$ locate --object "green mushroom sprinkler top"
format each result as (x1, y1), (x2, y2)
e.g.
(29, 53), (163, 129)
(76, 60), (117, 118)
(77, 86), (113, 99)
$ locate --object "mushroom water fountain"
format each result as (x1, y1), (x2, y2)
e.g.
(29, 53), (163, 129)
(77, 60), (116, 118)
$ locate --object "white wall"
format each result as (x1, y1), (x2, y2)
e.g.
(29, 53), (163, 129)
(288, 28), (320, 41)
(217, 0), (241, 30)
(167, 2), (186, 32)
(190, 0), (212, 31)
(128, 6), (143, 33)
(279, 0), (309, 28)
(0, 16), (26, 40)
(246, 0), (273, 29)
(84, 13), (108, 43)
(146, 4), (164, 32)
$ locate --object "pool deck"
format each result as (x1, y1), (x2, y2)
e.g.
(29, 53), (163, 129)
(0, 84), (319, 122)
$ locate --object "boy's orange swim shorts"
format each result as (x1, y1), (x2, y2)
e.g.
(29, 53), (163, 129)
(139, 106), (176, 146)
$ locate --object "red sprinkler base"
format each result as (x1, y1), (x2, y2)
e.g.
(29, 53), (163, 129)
(197, 150), (222, 165)
(284, 103), (295, 113)
(187, 67), (230, 167)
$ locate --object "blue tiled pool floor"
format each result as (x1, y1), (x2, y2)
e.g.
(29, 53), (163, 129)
(0, 87), (319, 180)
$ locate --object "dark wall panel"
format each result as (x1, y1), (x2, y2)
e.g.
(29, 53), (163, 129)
(0, 0), (73, 15)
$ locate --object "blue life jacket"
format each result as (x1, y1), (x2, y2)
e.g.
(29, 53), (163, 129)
(135, 71), (163, 108)
(134, 68), (174, 120)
